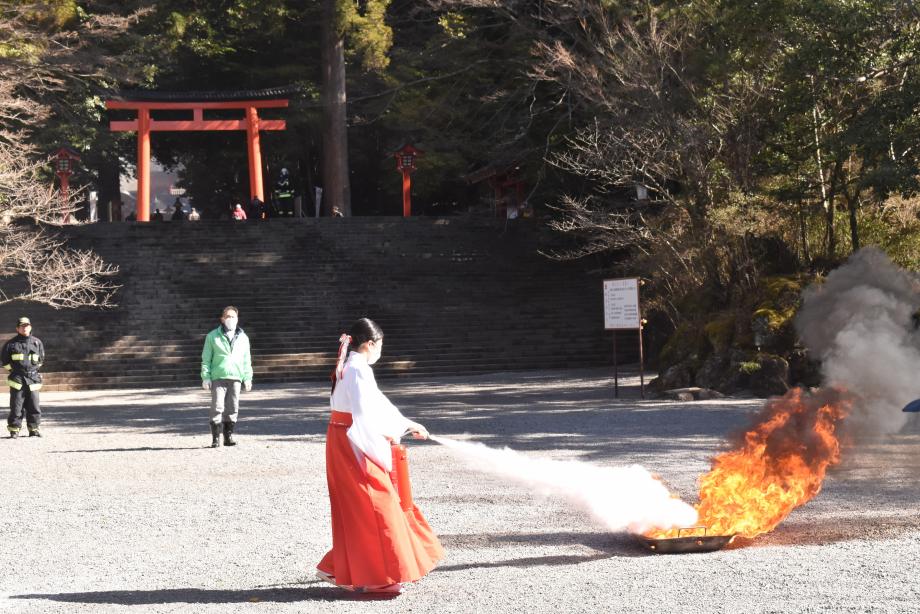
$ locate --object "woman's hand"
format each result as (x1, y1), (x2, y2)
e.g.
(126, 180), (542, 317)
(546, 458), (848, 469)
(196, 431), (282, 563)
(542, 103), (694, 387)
(407, 422), (429, 440)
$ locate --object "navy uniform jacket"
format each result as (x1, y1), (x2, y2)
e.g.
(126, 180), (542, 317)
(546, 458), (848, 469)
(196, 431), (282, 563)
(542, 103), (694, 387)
(275, 176), (293, 199)
(2, 334), (44, 390)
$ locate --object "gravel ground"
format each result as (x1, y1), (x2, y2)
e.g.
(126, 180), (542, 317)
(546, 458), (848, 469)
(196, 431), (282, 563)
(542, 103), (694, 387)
(1, 368), (918, 614)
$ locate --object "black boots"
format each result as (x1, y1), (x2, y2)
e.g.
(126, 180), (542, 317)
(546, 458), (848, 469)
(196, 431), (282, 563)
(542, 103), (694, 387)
(223, 421), (237, 446)
(209, 422), (237, 447)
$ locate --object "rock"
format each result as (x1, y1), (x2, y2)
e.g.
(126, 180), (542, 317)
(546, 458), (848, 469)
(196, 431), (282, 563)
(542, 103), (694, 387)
(695, 354), (730, 390)
(695, 388), (725, 400)
(657, 323), (707, 372)
(662, 387), (700, 401)
(652, 364), (693, 390)
(703, 314), (736, 353)
(747, 354), (789, 396)
(662, 387), (726, 401)
(788, 348), (821, 388)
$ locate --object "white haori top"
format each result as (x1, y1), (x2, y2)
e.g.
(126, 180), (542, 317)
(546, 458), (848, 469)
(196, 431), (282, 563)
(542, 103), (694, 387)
(331, 351), (413, 472)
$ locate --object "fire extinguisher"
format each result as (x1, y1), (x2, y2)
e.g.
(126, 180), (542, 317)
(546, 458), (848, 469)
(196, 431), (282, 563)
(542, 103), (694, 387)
(389, 444), (414, 512)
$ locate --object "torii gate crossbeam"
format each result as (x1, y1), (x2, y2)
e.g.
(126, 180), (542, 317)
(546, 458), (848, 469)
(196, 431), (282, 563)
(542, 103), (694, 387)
(106, 98), (288, 222)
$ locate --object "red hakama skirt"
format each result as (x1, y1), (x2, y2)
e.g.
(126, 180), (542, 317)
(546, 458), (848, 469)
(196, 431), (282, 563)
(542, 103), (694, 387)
(316, 411), (443, 588)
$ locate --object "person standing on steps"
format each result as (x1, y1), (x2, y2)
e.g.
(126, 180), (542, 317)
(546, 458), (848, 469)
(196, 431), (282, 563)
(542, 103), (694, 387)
(200, 306), (252, 448)
(3, 317), (45, 438)
(171, 197), (186, 222)
(274, 167), (294, 217)
(249, 196), (266, 221)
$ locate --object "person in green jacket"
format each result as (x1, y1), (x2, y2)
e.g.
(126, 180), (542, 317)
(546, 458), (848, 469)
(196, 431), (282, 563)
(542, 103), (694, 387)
(201, 306), (252, 448)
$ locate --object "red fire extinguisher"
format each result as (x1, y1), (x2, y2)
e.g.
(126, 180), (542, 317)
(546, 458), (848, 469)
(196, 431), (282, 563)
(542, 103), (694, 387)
(389, 444), (414, 512)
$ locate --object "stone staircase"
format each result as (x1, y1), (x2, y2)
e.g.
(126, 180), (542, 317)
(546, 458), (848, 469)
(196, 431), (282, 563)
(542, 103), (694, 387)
(1, 217), (637, 390)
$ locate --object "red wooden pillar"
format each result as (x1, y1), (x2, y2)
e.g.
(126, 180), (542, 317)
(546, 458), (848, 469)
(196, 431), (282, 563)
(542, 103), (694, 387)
(401, 169), (411, 217)
(54, 147), (79, 224)
(491, 178), (504, 218)
(106, 97), (287, 222)
(245, 106), (264, 201)
(137, 108), (151, 222)
(394, 144), (421, 218)
(60, 174), (70, 223)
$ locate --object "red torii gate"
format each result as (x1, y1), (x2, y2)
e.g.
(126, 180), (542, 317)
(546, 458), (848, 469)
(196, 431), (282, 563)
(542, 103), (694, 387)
(106, 92), (288, 221)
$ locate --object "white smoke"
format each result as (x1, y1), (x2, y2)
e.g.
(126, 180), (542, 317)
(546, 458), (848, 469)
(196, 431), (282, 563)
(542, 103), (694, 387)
(796, 247), (920, 434)
(430, 435), (698, 534)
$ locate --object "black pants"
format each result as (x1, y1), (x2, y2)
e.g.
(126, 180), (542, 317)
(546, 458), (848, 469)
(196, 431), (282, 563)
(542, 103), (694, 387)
(7, 385), (40, 432)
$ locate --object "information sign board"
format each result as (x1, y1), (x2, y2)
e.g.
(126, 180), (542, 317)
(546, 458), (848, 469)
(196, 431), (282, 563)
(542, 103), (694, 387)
(603, 278), (641, 330)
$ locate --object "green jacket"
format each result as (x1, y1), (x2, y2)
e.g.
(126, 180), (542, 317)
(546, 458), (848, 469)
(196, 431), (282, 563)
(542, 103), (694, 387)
(201, 326), (252, 383)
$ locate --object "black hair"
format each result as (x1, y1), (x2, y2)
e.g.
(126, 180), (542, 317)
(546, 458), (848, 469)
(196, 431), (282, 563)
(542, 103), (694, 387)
(348, 317), (383, 349)
(331, 318), (384, 394)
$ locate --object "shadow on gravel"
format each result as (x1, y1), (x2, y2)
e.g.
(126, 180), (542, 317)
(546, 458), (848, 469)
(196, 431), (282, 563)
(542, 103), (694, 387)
(748, 514), (920, 548)
(44, 385), (762, 462)
(46, 401), (330, 439)
(50, 446), (203, 453)
(437, 531), (648, 570)
(436, 552), (614, 571)
(10, 584), (401, 605)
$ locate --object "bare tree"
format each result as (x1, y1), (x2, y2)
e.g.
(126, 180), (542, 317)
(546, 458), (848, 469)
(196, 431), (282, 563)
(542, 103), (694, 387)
(527, 3), (772, 318)
(0, 2), (135, 308)
(0, 143), (117, 308)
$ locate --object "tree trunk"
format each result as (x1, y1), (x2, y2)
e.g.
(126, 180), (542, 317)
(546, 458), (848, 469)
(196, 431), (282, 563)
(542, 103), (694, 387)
(321, 0), (351, 216)
(824, 159), (843, 260)
(96, 156), (121, 222)
(798, 200), (810, 264)
(846, 186), (861, 253)
(809, 79), (836, 260)
(824, 188), (835, 260)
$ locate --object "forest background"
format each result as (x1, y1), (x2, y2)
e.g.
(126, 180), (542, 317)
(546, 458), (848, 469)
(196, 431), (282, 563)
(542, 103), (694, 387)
(3, 0), (920, 393)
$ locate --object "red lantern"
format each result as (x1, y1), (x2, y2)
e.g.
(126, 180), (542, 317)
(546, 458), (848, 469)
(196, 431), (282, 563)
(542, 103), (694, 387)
(54, 147), (81, 223)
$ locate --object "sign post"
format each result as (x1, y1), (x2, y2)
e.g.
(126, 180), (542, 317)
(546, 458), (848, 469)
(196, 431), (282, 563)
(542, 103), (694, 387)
(603, 277), (645, 398)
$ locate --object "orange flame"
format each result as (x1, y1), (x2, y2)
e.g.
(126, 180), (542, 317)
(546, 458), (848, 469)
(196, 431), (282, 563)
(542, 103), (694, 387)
(649, 387), (850, 539)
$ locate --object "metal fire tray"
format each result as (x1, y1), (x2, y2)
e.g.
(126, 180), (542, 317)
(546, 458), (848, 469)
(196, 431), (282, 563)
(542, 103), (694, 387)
(637, 526), (736, 554)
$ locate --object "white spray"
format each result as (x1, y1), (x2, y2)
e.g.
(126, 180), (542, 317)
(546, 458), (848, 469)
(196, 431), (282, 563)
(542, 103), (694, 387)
(796, 248), (920, 435)
(430, 435), (698, 534)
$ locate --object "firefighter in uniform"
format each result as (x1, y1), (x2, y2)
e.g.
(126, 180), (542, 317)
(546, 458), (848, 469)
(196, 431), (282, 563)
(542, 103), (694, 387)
(274, 167), (294, 216)
(3, 316), (44, 437)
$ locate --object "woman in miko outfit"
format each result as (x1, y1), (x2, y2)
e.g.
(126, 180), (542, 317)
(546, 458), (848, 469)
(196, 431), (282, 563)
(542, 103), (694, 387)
(316, 318), (443, 594)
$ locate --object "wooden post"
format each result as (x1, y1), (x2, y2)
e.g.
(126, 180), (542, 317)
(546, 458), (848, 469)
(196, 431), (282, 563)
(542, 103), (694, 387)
(402, 169), (411, 217)
(245, 106), (264, 202)
(107, 97), (288, 221)
(638, 325), (645, 399)
(137, 108), (151, 222)
(60, 174), (70, 223)
(613, 331), (619, 398)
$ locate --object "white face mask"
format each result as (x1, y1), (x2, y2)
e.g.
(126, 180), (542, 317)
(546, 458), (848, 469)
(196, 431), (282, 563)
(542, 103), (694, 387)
(222, 316), (238, 331)
(367, 340), (382, 365)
